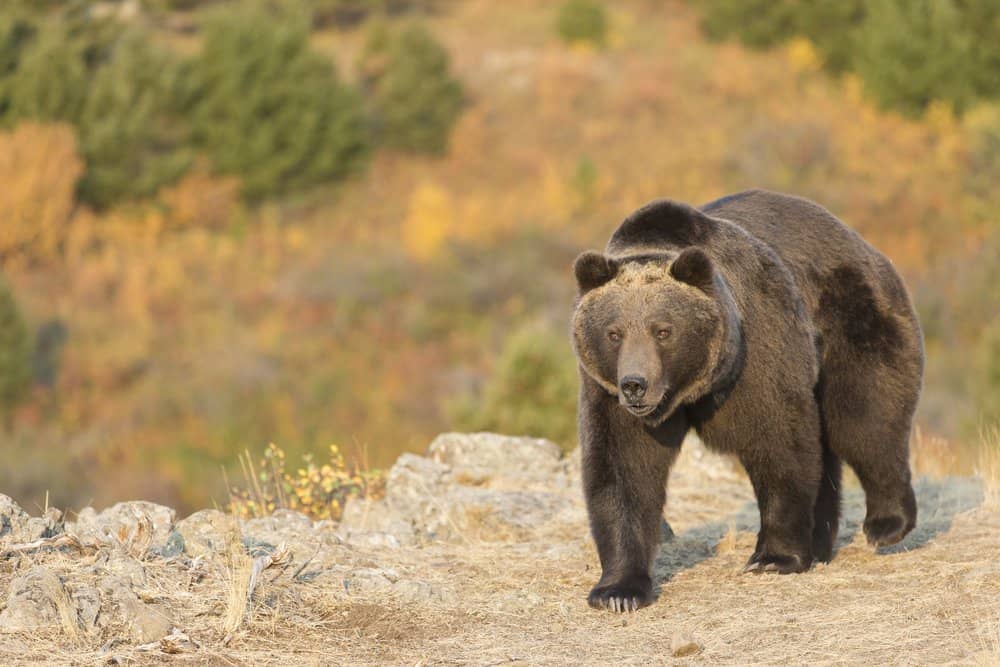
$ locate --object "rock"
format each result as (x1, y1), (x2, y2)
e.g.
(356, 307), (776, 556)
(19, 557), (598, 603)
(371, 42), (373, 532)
(340, 530), (401, 550)
(72, 586), (103, 632)
(441, 487), (575, 542)
(0, 495), (64, 545)
(174, 510), (238, 558)
(339, 497), (416, 546)
(243, 509), (315, 552)
(427, 432), (568, 489)
(100, 576), (173, 644)
(0, 566), (76, 634)
(386, 453), (450, 506)
(341, 435), (583, 545)
(70, 502), (175, 553)
(670, 634), (701, 657)
(392, 579), (457, 605)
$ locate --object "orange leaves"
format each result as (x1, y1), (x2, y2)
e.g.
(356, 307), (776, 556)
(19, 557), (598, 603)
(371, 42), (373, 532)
(159, 165), (242, 231)
(0, 123), (83, 264)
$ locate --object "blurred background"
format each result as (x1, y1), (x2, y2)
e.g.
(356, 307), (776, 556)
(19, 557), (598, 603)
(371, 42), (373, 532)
(0, 0), (997, 514)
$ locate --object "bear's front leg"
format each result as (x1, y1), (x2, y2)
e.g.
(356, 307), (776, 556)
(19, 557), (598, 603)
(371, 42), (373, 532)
(580, 393), (683, 612)
(739, 432), (822, 574)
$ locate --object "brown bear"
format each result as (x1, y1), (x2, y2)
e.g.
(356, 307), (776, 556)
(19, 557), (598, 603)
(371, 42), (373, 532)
(571, 189), (923, 613)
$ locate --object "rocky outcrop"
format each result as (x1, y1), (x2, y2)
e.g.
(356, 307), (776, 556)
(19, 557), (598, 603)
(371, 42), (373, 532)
(339, 432), (584, 545)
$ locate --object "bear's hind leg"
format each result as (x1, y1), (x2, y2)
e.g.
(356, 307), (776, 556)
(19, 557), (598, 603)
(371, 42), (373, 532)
(821, 368), (918, 548)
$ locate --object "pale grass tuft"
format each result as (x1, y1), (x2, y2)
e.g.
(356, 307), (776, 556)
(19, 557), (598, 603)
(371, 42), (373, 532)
(977, 425), (1000, 508)
(910, 425), (957, 478)
(222, 529), (254, 636)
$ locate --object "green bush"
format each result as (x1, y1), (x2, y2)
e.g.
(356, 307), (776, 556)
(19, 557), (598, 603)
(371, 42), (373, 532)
(853, 0), (979, 116)
(188, 5), (369, 199)
(556, 0), (608, 47)
(449, 323), (578, 449)
(0, 14), (190, 207)
(2, 20), (87, 124)
(76, 30), (192, 207)
(0, 277), (32, 418)
(688, 0), (1000, 117)
(358, 23), (463, 154)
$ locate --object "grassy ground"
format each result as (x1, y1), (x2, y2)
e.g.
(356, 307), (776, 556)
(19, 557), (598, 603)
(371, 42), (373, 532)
(2, 435), (997, 666)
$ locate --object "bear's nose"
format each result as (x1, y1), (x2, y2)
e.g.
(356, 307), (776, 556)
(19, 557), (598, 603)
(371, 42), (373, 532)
(620, 375), (647, 402)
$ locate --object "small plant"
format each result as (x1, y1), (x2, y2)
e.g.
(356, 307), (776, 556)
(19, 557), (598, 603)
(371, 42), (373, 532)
(0, 275), (32, 418)
(555, 0), (608, 47)
(358, 23), (464, 154)
(449, 322), (578, 450)
(229, 443), (385, 521)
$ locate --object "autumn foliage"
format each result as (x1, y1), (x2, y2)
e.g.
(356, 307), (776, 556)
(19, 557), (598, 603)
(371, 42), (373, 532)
(0, 0), (995, 512)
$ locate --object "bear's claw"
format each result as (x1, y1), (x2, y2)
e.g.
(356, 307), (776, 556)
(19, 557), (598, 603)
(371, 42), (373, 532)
(588, 579), (654, 613)
(743, 552), (809, 574)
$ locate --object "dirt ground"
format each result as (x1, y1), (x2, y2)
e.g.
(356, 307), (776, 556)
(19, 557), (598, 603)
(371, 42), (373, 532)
(2, 438), (997, 666)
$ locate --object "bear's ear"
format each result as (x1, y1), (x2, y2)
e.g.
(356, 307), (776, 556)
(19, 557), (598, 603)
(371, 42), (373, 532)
(574, 251), (618, 294)
(670, 247), (714, 293)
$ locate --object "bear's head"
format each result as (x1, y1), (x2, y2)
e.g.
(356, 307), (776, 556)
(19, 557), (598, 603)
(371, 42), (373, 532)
(571, 247), (738, 425)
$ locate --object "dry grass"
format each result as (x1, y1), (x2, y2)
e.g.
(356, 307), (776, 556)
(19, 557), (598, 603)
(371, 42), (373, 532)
(1, 435), (998, 665)
(978, 425), (1000, 508)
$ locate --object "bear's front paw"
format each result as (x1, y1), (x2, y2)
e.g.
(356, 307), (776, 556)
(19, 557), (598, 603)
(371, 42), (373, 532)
(742, 552), (811, 574)
(588, 576), (654, 613)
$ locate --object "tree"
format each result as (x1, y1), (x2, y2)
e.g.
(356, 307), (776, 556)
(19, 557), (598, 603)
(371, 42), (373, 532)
(187, 5), (369, 199)
(76, 30), (192, 207)
(358, 23), (463, 154)
(853, 0), (977, 116)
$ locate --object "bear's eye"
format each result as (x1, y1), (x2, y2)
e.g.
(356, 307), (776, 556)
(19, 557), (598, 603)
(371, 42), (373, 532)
(656, 327), (672, 340)
(607, 331), (622, 343)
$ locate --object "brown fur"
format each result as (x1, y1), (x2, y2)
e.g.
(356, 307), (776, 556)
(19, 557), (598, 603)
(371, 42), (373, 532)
(572, 189), (923, 612)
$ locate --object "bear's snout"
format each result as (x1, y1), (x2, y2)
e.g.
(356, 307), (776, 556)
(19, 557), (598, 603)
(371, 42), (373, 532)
(619, 375), (647, 403)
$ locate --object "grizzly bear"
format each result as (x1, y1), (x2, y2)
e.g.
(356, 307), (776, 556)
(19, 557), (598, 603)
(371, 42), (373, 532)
(571, 190), (923, 613)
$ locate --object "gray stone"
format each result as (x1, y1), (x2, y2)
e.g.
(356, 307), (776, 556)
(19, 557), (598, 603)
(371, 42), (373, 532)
(99, 576), (173, 644)
(0, 566), (75, 634)
(243, 509), (314, 551)
(174, 510), (238, 558)
(0, 495), (64, 545)
(69, 502), (176, 552)
(427, 432), (568, 489)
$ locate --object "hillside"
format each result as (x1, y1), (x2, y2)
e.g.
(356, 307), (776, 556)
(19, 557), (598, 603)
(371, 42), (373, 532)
(2, 433), (997, 665)
(1, 0), (997, 513)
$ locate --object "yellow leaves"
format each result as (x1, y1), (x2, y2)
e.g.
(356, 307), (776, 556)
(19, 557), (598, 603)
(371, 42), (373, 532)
(229, 443), (385, 521)
(0, 122), (84, 265)
(786, 38), (821, 73)
(402, 182), (455, 261)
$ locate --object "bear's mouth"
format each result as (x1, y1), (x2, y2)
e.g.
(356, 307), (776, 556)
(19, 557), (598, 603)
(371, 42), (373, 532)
(624, 403), (657, 417)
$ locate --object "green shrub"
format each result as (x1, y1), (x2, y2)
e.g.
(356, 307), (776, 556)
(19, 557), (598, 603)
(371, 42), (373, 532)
(0, 277), (32, 418)
(555, 0), (608, 47)
(852, 0), (978, 116)
(188, 5), (369, 199)
(1, 14), (190, 207)
(449, 323), (578, 449)
(358, 23), (463, 154)
(688, 0), (1000, 116)
(2, 20), (87, 124)
(76, 30), (192, 207)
